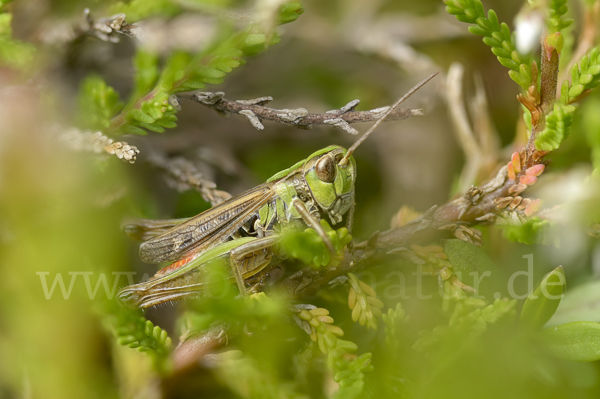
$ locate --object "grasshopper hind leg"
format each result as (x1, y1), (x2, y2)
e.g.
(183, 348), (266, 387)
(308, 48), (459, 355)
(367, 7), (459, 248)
(228, 235), (280, 296)
(117, 285), (144, 308)
(246, 265), (284, 294)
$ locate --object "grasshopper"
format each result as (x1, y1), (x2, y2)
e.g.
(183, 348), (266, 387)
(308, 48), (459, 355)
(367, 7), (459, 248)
(118, 73), (436, 309)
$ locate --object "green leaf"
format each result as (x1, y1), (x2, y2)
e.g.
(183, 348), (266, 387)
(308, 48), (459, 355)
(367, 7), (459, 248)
(0, 2), (35, 68)
(109, 0), (181, 22)
(130, 49), (159, 104)
(541, 321), (600, 361)
(244, 33), (266, 47)
(156, 119), (178, 128)
(548, 0), (573, 33)
(176, 79), (206, 92)
(569, 84), (585, 99)
(382, 303), (407, 352)
(278, 220), (351, 268)
(535, 103), (576, 151)
(112, 4), (300, 134)
(501, 217), (555, 245)
(582, 96), (600, 170)
(278, 1), (304, 25)
(333, 352), (373, 399)
(414, 296), (517, 353)
(78, 75), (123, 130)
(443, 239), (497, 291)
(0, 36), (35, 67)
(520, 266), (565, 329)
(127, 108), (155, 124)
(157, 51), (191, 92)
(547, 280), (600, 327)
(509, 69), (529, 89)
(443, 0), (532, 90)
(563, 48), (600, 104)
(138, 122), (165, 132)
(100, 300), (172, 372)
(121, 124), (147, 135)
(0, 12), (11, 36)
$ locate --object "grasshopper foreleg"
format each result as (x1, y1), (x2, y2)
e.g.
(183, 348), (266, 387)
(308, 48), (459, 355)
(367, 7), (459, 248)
(291, 198), (336, 256)
(345, 201), (356, 235)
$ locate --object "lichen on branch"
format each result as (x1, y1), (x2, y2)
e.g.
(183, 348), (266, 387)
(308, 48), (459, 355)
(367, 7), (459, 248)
(179, 91), (424, 134)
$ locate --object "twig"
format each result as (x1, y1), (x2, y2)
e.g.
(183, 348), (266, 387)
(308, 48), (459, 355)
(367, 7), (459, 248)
(336, 3), (442, 74)
(446, 64), (500, 191)
(40, 10), (140, 46)
(518, 34), (560, 167)
(147, 152), (231, 206)
(281, 161), (536, 299)
(279, 169), (505, 298)
(178, 91), (424, 134)
(469, 74), (500, 166)
(539, 34), (559, 117)
(77, 9), (139, 43)
(446, 63), (480, 191)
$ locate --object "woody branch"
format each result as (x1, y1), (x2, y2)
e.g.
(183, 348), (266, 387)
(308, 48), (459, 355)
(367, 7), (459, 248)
(178, 91), (424, 135)
(281, 35), (560, 299)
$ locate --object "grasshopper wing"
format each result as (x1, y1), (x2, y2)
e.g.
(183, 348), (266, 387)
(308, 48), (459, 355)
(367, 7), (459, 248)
(139, 183), (274, 263)
(122, 218), (189, 241)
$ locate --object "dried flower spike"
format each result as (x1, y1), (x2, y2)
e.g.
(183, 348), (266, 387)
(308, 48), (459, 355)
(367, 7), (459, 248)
(105, 142), (140, 164)
(58, 128), (140, 164)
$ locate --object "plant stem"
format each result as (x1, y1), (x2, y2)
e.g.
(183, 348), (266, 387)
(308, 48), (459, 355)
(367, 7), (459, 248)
(526, 33), (560, 166)
(108, 90), (158, 133)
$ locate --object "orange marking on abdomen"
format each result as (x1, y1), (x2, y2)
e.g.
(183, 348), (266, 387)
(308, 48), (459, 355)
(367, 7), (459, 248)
(155, 252), (199, 276)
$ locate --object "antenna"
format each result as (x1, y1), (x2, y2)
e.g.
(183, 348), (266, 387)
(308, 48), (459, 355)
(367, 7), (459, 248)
(339, 72), (439, 166)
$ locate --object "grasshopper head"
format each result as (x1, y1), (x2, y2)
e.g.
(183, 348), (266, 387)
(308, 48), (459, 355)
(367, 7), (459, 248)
(303, 146), (356, 224)
(302, 74), (438, 224)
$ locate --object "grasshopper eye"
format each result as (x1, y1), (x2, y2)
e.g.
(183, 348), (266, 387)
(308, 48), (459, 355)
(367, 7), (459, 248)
(315, 155), (336, 183)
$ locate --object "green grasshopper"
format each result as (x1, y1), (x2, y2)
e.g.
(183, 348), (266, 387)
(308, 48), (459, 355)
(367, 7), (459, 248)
(118, 73), (436, 309)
